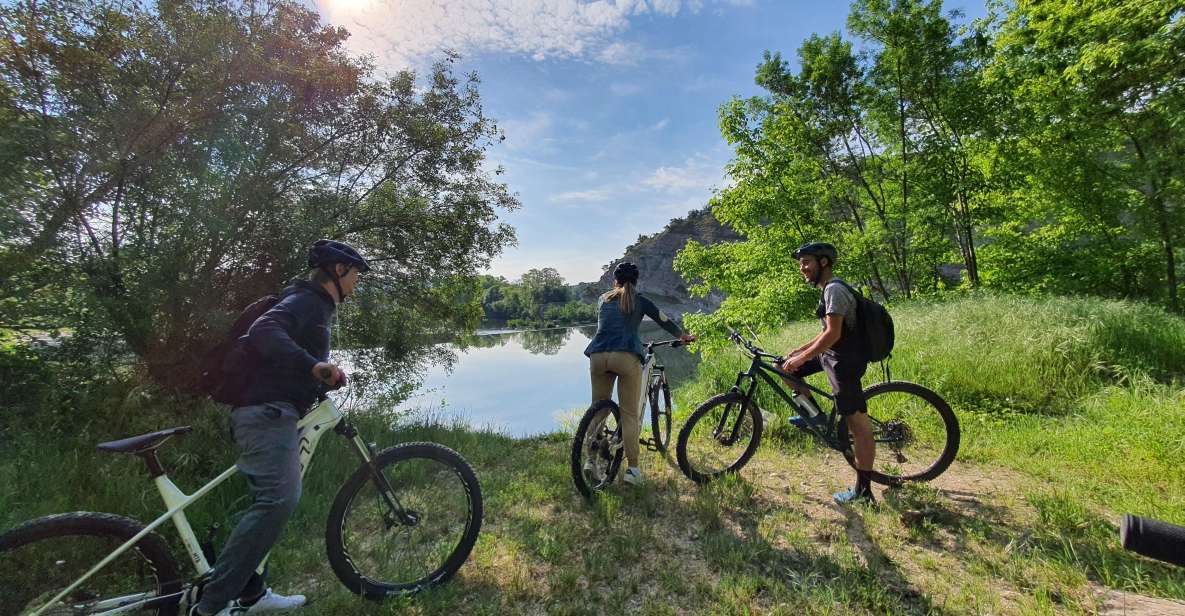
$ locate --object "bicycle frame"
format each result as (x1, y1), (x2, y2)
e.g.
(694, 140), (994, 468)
(638, 345), (664, 412)
(31, 398), (376, 616)
(721, 344), (849, 452)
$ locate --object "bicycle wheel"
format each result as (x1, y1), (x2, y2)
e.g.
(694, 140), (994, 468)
(326, 442), (483, 599)
(0, 512), (182, 616)
(649, 376), (673, 454)
(570, 400), (624, 498)
(842, 381), (960, 485)
(676, 392), (764, 484)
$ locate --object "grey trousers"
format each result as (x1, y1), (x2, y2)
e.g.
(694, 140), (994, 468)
(196, 402), (302, 612)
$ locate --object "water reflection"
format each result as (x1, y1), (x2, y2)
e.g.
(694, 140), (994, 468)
(402, 324), (697, 437)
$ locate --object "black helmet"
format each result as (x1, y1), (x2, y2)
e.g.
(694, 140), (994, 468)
(613, 261), (640, 284)
(308, 239), (370, 273)
(792, 242), (837, 266)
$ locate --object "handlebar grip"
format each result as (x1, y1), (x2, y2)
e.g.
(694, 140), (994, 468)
(1121, 514), (1185, 567)
(318, 367), (333, 380)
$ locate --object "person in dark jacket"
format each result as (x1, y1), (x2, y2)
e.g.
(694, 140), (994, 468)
(190, 240), (368, 616)
(583, 262), (695, 486)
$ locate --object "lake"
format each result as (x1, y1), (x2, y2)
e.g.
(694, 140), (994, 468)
(399, 323), (699, 437)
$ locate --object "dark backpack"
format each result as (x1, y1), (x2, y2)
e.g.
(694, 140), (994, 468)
(828, 280), (895, 362)
(198, 294), (280, 405)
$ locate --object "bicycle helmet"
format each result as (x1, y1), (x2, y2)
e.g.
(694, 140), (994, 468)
(308, 239), (370, 273)
(613, 261), (640, 284)
(792, 242), (837, 267)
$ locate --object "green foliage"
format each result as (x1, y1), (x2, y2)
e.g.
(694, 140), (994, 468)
(0, 0), (518, 392)
(477, 271), (595, 327)
(679, 0), (1185, 336)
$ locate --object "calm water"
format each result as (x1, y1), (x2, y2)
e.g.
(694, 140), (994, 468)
(400, 323), (698, 437)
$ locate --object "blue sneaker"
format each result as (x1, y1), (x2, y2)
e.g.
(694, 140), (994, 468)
(833, 487), (876, 506)
(787, 415), (809, 429)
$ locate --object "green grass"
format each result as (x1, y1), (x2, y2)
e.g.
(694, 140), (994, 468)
(2, 293), (1185, 614)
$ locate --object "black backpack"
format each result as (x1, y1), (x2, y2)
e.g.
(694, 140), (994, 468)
(198, 294), (280, 405)
(827, 280), (894, 362)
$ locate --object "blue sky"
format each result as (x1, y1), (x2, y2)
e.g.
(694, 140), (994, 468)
(313, 0), (988, 283)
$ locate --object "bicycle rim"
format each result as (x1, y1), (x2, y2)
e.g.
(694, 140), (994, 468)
(677, 393), (762, 484)
(572, 402), (624, 497)
(329, 444), (481, 596)
(649, 380), (672, 453)
(0, 514), (180, 616)
(855, 381), (960, 483)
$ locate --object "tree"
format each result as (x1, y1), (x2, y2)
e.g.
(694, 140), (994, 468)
(0, 0), (518, 389)
(987, 0), (1185, 310)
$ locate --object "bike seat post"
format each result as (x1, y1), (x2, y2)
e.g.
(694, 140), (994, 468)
(137, 448), (168, 478)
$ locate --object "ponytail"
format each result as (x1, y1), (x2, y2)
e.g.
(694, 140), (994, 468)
(601, 282), (636, 314)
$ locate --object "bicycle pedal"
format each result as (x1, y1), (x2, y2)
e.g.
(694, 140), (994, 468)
(642, 438), (660, 452)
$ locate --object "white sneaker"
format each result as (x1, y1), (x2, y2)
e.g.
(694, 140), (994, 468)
(190, 588), (306, 615)
(241, 589), (306, 614)
(623, 466), (643, 486)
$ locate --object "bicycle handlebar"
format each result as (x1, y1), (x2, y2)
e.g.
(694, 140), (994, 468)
(646, 339), (688, 350)
(727, 328), (783, 364)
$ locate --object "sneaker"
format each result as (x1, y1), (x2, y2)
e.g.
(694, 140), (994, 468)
(833, 487), (876, 506)
(195, 589), (307, 615)
(622, 466), (644, 486)
(787, 415), (809, 429)
(241, 589), (306, 614)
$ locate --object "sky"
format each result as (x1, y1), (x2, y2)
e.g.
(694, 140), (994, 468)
(311, 0), (989, 283)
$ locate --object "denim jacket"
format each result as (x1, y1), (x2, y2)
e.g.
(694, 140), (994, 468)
(583, 293), (683, 362)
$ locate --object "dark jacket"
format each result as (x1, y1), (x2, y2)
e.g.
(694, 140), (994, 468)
(241, 279), (336, 411)
(584, 293), (683, 362)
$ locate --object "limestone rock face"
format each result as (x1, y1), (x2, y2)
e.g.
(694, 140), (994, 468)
(584, 208), (741, 318)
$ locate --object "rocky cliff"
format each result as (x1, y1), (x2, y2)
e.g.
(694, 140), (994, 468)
(583, 207), (741, 318)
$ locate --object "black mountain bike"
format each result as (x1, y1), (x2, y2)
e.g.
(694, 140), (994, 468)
(570, 339), (686, 498)
(676, 329), (959, 486)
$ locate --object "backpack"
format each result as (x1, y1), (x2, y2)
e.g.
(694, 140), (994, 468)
(827, 280), (895, 362)
(198, 294), (280, 405)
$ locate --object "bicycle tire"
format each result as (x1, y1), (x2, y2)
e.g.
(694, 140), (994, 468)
(570, 400), (625, 498)
(326, 442), (483, 599)
(842, 380), (960, 485)
(649, 377), (673, 454)
(0, 512), (182, 616)
(675, 392), (764, 484)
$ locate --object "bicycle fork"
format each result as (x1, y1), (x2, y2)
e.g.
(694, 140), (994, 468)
(718, 372), (759, 445)
(336, 422), (418, 528)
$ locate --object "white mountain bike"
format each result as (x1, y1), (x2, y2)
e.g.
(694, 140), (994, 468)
(0, 395), (484, 615)
(570, 339), (688, 498)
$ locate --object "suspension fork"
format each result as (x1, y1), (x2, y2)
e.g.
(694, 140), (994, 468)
(717, 362), (760, 444)
(336, 421), (417, 526)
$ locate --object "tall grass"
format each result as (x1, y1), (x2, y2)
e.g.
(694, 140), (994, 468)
(3, 292), (1184, 613)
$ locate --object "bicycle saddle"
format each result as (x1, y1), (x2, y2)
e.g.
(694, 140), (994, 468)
(97, 426), (193, 454)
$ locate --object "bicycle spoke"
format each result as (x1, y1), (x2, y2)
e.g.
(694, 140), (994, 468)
(339, 457), (474, 588)
(865, 388), (949, 479)
(679, 395), (759, 481)
(0, 533), (166, 615)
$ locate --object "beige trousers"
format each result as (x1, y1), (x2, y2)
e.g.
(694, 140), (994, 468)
(589, 351), (643, 465)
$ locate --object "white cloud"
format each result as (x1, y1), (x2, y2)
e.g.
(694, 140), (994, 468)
(317, 0), (731, 69)
(499, 111), (554, 151)
(640, 153), (727, 193)
(649, 118), (670, 131)
(553, 189), (613, 202)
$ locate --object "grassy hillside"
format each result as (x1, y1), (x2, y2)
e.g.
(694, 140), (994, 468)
(2, 294), (1184, 614)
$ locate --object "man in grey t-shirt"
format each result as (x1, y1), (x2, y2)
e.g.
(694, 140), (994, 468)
(779, 242), (875, 505)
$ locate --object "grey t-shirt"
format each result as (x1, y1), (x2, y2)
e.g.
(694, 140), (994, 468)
(822, 278), (858, 332)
